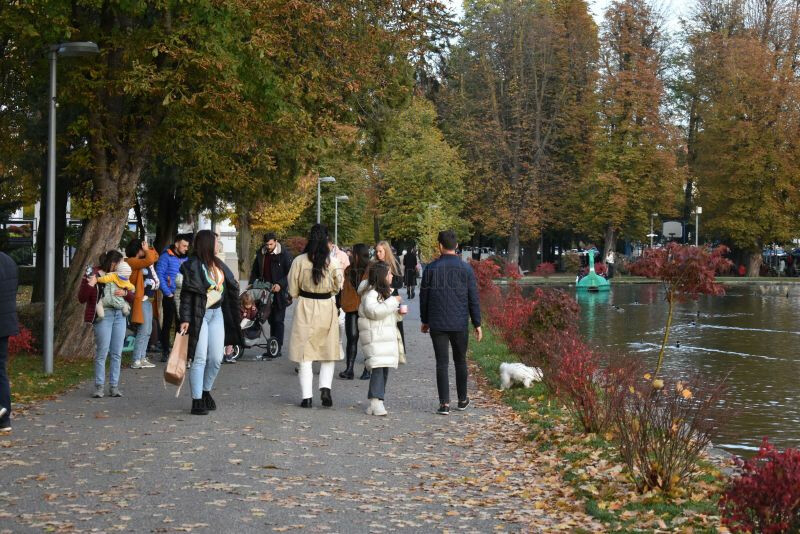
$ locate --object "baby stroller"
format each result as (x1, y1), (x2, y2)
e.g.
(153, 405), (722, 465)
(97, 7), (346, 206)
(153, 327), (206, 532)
(229, 281), (281, 361)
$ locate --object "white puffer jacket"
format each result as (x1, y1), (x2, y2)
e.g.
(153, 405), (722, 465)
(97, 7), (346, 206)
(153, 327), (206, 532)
(357, 282), (405, 370)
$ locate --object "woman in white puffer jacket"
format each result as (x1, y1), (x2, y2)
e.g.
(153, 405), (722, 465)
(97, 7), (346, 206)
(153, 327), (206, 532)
(357, 261), (407, 416)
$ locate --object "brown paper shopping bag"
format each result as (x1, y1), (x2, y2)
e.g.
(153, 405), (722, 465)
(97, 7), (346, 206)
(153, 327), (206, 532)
(164, 332), (189, 397)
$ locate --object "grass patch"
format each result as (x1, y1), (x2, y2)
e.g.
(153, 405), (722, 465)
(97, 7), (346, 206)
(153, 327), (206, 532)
(470, 326), (726, 531)
(9, 352), (94, 405)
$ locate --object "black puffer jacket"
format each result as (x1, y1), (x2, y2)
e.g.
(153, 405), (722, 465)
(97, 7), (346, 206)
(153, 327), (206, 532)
(179, 257), (243, 360)
(419, 254), (481, 331)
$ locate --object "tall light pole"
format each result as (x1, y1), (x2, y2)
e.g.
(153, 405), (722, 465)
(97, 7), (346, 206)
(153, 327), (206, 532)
(334, 195), (349, 247)
(649, 213), (659, 248)
(694, 206), (702, 247)
(317, 176), (335, 224)
(45, 41), (99, 375)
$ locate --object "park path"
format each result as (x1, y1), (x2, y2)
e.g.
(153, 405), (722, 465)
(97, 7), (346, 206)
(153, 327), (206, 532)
(0, 295), (601, 533)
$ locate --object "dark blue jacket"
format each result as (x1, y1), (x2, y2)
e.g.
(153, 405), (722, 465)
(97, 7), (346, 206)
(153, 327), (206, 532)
(0, 252), (19, 338)
(156, 246), (188, 297)
(420, 254), (481, 332)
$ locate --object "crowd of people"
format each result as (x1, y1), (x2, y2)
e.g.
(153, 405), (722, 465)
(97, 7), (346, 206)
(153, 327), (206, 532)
(30, 224), (481, 420)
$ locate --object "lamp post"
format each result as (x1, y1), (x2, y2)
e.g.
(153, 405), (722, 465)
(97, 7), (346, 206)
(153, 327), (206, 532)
(649, 213), (659, 248)
(694, 206), (702, 247)
(44, 41), (99, 375)
(317, 176), (335, 224)
(334, 195), (349, 247)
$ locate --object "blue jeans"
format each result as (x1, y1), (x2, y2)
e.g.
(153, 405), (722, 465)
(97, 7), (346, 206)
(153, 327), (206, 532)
(190, 307), (224, 400)
(94, 309), (127, 387)
(132, 299), (153, 362)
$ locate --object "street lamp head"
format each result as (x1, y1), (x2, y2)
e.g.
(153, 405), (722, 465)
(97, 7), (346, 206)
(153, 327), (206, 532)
(695, 206), (702, 214)
(55, 42), (100, 57)
(651, 213), (659, 218)
(319, 176), (336, 183)
(336, 195), (349, 201)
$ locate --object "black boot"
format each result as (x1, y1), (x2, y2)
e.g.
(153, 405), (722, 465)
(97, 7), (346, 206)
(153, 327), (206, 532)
(300, 398), (312, 408)
(320, 388), (332, 407)
(338, 354), (356, 379)
(359, 367), (371, 380)
(202, 390), (216, 411)
(191, 399), (208, 415)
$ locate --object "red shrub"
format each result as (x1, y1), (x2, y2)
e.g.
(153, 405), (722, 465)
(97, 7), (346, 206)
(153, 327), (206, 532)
(533, 262), (556, 277)
(491, 286), (535, 354)
(9, 324), (36, 356)
(519, 288), (580, 365)
(721, 439), (800, 533)
(284, 236), (308, 257)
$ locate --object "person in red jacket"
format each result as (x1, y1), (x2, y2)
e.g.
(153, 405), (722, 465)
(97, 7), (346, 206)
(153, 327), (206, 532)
(78, 250), (135, 398)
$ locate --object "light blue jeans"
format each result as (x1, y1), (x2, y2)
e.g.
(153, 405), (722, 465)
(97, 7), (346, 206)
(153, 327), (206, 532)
(190, 307), (224, 400)
(94, 308), (127, 387)
(132, 299), (153, 362)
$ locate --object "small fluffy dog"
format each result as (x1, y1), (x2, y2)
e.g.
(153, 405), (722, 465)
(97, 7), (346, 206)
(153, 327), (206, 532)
(499, 362), (543, 390)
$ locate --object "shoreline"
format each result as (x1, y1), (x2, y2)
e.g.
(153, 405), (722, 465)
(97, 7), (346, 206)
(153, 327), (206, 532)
(496, 275), (800, 286)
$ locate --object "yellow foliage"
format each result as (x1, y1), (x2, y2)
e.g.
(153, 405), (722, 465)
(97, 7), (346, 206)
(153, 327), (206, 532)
(250, 173), (316, 235)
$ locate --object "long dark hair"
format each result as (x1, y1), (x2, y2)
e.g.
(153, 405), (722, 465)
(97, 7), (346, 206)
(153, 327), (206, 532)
(193, 229), (223, 271)
(99, 250), (123, 273)
(349, 243), (371, 288)
(368, 261), (393, 301)
(303, 224), (330, 285)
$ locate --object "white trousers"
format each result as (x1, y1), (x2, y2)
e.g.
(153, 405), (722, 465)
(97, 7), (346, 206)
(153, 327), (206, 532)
(298, 361), (335, 399)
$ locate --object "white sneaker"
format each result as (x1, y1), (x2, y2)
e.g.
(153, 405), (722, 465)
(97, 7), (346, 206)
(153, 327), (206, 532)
(366, 398), (377, 415)
(140, 358), (156, 368)
(131, 360), (143, 369)
(373, 399), (387, 416)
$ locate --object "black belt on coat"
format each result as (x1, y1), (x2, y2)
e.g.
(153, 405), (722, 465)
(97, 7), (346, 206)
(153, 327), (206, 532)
(300, 290), (332, 300)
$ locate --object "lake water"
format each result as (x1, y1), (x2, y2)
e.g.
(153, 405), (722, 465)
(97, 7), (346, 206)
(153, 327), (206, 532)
(532, 283), (800, 454)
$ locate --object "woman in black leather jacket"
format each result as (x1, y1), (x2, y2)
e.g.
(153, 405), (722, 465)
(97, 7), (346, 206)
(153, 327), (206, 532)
(178, 230), (243, 415)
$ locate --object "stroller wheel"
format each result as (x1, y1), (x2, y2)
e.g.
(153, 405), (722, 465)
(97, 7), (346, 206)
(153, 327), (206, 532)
(267, 338), (280, 358)
(229, 345), (242, 362)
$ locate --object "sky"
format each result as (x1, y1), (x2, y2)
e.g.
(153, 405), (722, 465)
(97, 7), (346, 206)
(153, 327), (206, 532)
(444, 0), (693, 32)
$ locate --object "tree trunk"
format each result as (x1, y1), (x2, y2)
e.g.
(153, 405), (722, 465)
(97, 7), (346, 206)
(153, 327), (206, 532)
(746, 251), (762, 277)
(54, 209), (131, 359)
(603, 225), (616, 260)
(373, 215), (380, 244)
(237, 208), (252, 281)
(152, 173), (181, 253)
(508, 222), (521, 266)
(32, 172), (69, 303)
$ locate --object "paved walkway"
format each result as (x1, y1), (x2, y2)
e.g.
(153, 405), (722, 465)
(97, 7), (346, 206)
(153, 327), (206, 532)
(0, 296), (599, 533)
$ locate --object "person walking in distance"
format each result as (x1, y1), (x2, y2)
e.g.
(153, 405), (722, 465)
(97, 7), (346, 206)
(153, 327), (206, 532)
(0, 251), (19, 431)
(338, 243), (371, 379)
(403, 245), (418, 299)
(420, 230), (482, 415)
(156, 233), (190, 362)
(287, 224), (343, 408)
(125, 238), (159, 369)
(249, 232), (293, 360)
(178, 230), (243, 415)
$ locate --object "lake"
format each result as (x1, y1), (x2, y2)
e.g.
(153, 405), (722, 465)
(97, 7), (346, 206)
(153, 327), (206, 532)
(532, 283), (800, 454)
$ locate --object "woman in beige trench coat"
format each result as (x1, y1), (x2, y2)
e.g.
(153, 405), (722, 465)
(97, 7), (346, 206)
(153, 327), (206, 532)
(287, 224), (343, 408)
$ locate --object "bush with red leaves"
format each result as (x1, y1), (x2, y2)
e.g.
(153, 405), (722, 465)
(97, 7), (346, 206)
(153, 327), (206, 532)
(284, 236), (308, 257)
(518, 288), (580, 365)
(533, 262), (556, 277)
(9, 324), (36, 356)
(721, 439), (800, 533)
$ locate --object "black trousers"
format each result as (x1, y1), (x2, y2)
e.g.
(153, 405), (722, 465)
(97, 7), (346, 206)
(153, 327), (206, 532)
(268, 302), (286, 348)
(345, 311), (359, 361)
(160, 295), (178, 355)
(430, 329), (469, 405)
(0, 337), (9, 426)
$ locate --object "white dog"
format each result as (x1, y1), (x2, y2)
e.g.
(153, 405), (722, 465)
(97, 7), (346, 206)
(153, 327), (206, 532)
(499, 362), (543, 390)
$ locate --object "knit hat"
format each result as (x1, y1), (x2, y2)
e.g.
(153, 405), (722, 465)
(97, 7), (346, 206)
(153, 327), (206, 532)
(117, 261), (132, 281)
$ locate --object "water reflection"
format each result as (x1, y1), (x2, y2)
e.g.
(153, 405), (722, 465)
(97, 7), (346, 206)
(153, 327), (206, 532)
(530, 284), (800, 454)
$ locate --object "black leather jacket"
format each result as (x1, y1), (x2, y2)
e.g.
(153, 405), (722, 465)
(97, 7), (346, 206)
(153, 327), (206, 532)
(179, 257), (243, 359)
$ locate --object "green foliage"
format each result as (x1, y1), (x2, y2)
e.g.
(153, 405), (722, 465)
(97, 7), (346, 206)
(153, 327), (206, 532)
(378, 97), (468, 248)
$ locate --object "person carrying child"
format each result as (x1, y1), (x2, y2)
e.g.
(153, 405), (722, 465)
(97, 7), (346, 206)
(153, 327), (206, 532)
(94, 261), (136, 318)
(357, 261), (407, 416)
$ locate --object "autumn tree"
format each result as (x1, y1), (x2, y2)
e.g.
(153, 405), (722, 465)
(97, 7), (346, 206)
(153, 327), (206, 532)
(441, 0), (598, 265)
(586, 0), (680, 256)
(377, 97), (468, 245)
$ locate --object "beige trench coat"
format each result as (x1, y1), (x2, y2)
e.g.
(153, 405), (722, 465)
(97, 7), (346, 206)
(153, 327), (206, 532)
(287, 253), (343, 363)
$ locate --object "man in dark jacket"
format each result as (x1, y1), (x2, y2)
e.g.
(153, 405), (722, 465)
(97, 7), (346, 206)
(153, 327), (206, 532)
(156, 233), (191, 361)
(249, 232), (293, 359)
(0, 251), (19, 432)
(420, 230), (482, 416)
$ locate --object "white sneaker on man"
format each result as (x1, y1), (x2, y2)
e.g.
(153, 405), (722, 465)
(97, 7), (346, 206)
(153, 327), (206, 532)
(140, 358), (156, 368)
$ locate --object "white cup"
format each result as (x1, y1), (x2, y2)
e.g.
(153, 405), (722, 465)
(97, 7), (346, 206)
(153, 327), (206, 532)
(399, 304), (408, 314)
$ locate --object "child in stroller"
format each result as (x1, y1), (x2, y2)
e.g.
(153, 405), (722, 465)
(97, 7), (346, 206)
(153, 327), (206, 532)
(225, 281), (281, 363)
